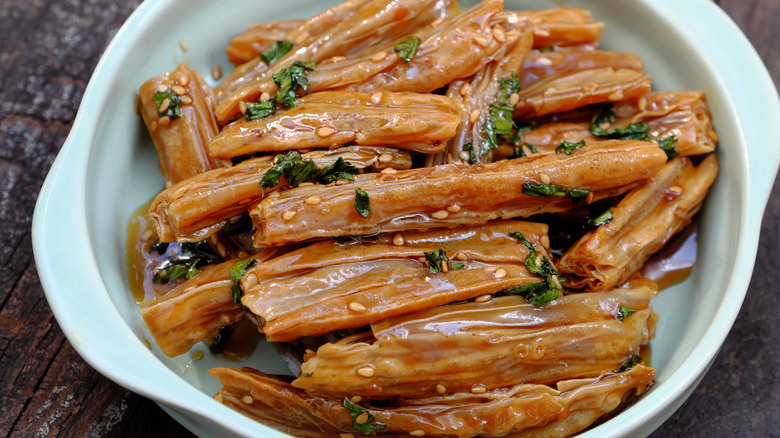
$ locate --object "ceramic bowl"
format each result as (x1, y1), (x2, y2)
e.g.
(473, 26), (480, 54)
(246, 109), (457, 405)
(32, 0), (780, 436)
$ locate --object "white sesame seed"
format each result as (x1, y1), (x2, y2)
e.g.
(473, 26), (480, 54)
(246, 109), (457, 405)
(370, 92), (383, 105)
(454, 252), (467, 261)
(350, 395), (363, 404)
(552, 275), (563, 290)
(355, 412), (369, 424)
(378, 153), (393, 163)
(239, 101), (247, 114)
(541, 235), (550, 248)
(522, 145), (533, 156)
(446, 204), (461, 213)
(157, 84), (168, 93)
(381, 167), (397, 174)
(458, 151), (470, 161)
(638, 96), (647, 111)
(534, 255), (543, 268)
(410, 430), (426, 437)
(469, 109), (481, 124)
(260, 92), (271, 102)
(475, 294), (492, 303)
(171, 85), (186, 95)
(178, 73), (190, 87)
(539, 173), (551, 185)
(459, 82), (471, 96)
(431, 210), (449, 220)
(328, 56), (347, 63)
(493, 268), (507, 279)
(484, 266), (497, 274)
(509, 92), (520, 107)
(349, 302), (367, 312)
(241, 395), (253, 405)
(357, 366), (375, 377)
(668, 185), (683, 195)
(158, 116), (171, 126)
(180, 95), (193, 105)
(393, 234), (405, 246)
(492, 25), (505, 42)
(371, 51), (387, 62)
(436, 384), (447, 394)
(471, 384), (487, 394)
(317, 126), (335, 137)
(305, 195), (322, 205)
(282, 210), (296, 221)
(178, 40), (189, 51)
(473, 36), (490, 47)
(608, 91), (624, 101)
(335, 179), (350, 185)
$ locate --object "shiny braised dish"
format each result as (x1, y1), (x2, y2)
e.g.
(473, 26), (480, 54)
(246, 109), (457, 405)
(127, 0), (719, 436)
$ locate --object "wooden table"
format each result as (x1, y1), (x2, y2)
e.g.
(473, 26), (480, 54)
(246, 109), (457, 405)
(1, 1), (777, 436)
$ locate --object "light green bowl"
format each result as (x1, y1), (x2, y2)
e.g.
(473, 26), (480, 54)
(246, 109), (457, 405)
(32, 0), (780, 436)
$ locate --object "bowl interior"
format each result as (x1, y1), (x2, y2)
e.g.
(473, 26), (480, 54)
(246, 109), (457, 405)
(79, 0), (747, 436)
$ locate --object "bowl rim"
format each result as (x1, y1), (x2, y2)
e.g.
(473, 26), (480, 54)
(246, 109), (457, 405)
(32, 0), (780, 437)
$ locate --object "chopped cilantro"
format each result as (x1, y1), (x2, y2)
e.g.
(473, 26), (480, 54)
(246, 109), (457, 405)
(272, 60), (316, 108)
(394, 36), (421, 63)
(555, 139), (586, 155)
(462, 143), (477, 164)
(259, 151), (319, 192)
(260, 40), (293, 65)
(496, 73), (521, 106)
(333, 233), (384, 243)
(522, 181), (590, 204)
(153, 91), (181, 120)
(587, 209), (614, 227)
(343, 398), (387, 435)
(502, 232), (564, 306)
(617, 304), (636, 321)
(657, 135), (679, 159)
(590, 105), (650, 140)
(617, 354), (643, 372)
(229, 259), (257, 310)
(244, 100), (275, 121)
(319, 157), (358, 184)
(221, 214), (253, 237)
(354, 188), (371, 218)
(152, 240), (219, 284)
(423, 249), (462, 273)
(482, 117), (499, 152)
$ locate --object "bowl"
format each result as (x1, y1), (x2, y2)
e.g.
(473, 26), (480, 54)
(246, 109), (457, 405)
(32, 0), (780, 436)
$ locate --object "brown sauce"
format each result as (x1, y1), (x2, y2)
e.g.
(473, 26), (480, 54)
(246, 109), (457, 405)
(641, 224), (698, 290)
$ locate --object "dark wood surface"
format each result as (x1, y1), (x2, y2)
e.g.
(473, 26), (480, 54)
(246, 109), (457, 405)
(1, 0), (777, 436)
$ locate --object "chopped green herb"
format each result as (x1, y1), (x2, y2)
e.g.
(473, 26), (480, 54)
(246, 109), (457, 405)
(153, 91), (181, 120)
(496, 73), (521, 106)
(590, 105), (650, 140)
(209, 326), (232, 355)
(617, 354), (643, 372)
(260, 151), (319, 192)
(394, 36), (421, 63)
(657, 135), (679, 159)
(462, 143), (477, 164)
(343, 398), (387, 435)
(510, 143), (539, 159)
(301, 372), (313, 377)
(152, 240), (218, 284)
(333, 232), (384, 244)
(503, 232), (564, 306)
(424, 249), (462, 273)
(229, 259), (257, 310)
(489, 103), (515, 135)
(482, 117), (499, 152)
(272, 60), (316, 108)
(221, 214), (253, 237)
(354, 188), (371, 218)
(260, 40), (293, 65)
(540, 46), (555, 53)
(617, 304), (636, 321)
(554, 139), (586, 155)
(587, 209), (613, 227)
(319, 157), (358, 184)
(244, 100), (275, 120)
(522, 181), (590, 204)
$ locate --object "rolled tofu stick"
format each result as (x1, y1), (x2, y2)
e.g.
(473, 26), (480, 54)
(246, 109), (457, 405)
(519, 7), (605, 48)
(141, 246), (293, 357)
(138, 64), (219, 184)
(250, 140), (668, 246)
(513, 67), (652, 120)
(293, 285), (657, 397)
(556, 154), (719, 291)
(150, 146), (412, 242)
(214, 0), (455, 115)
(209, 91), (462, 161)
(519, 47), (644, 89)
(210, 364), (654, 438)
(240, 220), (551, 341)
(494, 91), (718, 160)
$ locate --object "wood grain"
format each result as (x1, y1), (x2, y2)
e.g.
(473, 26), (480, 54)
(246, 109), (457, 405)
(0, 0), (776, 437)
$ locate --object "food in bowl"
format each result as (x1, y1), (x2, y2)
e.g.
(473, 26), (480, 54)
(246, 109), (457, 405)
(127, 0), (720, 436)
